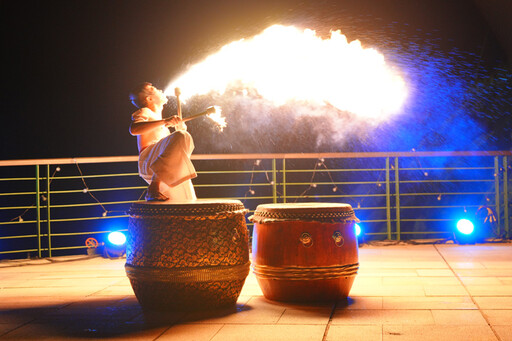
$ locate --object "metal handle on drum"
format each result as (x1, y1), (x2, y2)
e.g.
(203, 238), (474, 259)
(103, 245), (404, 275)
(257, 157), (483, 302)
(299, 232), (313, 248)
(332, 231), (344, 247)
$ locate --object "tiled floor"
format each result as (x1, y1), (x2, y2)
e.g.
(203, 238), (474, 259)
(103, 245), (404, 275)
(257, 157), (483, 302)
(1, 243), (512, 340)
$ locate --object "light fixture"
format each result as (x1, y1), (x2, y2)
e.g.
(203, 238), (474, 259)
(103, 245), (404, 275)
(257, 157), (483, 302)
(454, 218), (476, 244)
(103, 231), (127, 258)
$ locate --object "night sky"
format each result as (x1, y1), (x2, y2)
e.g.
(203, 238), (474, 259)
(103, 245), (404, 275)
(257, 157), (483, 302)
(2, 0), (511, 160)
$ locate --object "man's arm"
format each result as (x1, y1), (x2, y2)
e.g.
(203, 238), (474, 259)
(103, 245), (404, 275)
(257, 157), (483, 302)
(129, 116), (182, 136)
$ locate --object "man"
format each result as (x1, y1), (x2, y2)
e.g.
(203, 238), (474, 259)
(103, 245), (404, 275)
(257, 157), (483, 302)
(129, 82), (197, 201)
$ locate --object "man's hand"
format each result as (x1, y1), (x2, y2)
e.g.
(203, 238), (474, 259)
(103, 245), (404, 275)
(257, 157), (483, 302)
(164, 115), (182, 128)
(164, 115), (187, 131)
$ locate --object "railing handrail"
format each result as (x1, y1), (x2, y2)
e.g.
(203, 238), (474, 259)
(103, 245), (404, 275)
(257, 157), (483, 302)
(1, 150), (511, 166)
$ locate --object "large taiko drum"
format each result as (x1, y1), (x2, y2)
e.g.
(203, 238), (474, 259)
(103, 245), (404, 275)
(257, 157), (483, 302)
(250, 203), (359, 302)
(125, 200), (250, 311)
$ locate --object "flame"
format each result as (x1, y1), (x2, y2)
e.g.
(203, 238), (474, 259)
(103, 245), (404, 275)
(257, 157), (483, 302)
(165, 25), (407, 121)
(206, 106), (226, 131)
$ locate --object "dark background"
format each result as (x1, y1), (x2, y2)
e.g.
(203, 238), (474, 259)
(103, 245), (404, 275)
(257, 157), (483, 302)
(1, 0), (511, 160)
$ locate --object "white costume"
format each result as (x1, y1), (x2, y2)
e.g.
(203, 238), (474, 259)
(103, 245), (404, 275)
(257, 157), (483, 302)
(132, 107), (197, 201)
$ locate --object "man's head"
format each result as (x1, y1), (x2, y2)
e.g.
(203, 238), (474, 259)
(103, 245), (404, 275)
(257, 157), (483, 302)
(129, 82), (168, 109)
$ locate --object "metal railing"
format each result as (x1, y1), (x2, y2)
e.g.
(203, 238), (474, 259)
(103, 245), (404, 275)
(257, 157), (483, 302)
(0, 151), (510, 258)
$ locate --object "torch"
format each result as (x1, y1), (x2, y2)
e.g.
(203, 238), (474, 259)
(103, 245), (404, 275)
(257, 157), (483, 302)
(182, 106), (217, 122)
(168, 88), (226, 130)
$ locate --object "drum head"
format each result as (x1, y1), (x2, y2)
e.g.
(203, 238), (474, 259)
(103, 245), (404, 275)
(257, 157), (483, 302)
(251, 202), (357, 223)
(129, 199), (246, 217)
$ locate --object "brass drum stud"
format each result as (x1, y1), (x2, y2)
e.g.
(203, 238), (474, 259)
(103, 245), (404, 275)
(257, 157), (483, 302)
(332, 231), (344, 247)
(299, 232), (313, 248)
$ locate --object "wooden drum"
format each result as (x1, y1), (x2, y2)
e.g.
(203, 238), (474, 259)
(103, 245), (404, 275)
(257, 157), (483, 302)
(251, 203), (359, 302)
(125, 200), (250, 311)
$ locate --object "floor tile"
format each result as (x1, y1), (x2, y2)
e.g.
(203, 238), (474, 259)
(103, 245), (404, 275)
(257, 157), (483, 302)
(331, 309), (434, 325)
(210, 324), (326, 341)
(1, 277), (121, 288)
(0, 321), (168, 340)
(91, 286), (136, 296)
(494, 326), (512, 341)
(481, 262), (512, 269)
(37, 296), (142, 323)
(383, 296), (476, 310)
(325, 325), (382, 341)
(448, 262), (485, 269)
(474, 296), (512, 309)
(455, 269), (512, 277)
(0, 323), (21, 337)
(277, 308), (332, 325)
(0, 287), (105, 298)
(157, 324), (224, 340)
(416, 269), (455, 277)
(185, 296), (286, 324)
(349, 285), (425, 297)
(0, 296), (72, 310)
(352, 276), (383, 286)
(466, 285), (512, 296)
(338, 297), (383, 310)
(239, 282), (264, 296)
(382, 324), (497, 341)
(459, 277), (503, 285)
(358, 269), (418, 277)
(361, 261), (447, 269)
(382, 276), (459, 286)
(482, 310), (512, 326)
(424, 285), (468, 296)
(431, 310), (487, 325)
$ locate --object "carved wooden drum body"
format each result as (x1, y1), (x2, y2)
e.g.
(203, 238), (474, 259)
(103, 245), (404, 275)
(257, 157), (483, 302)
(251, 203), (359, 302)
(126, 200), (250, 311)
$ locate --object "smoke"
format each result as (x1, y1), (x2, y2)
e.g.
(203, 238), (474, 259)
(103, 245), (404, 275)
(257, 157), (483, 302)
(172, 90), (387, 153)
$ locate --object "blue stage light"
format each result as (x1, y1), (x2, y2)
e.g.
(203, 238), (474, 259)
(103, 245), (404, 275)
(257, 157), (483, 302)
(456, 219), (474, 235)
(103, 231), (127, 258)
(454, 218), (476, 244)
(355, 223), (362, 237)
(108, 231), (127, 246)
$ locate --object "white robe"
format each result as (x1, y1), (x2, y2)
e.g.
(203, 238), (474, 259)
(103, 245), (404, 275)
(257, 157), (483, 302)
(132, 108), (197, 201)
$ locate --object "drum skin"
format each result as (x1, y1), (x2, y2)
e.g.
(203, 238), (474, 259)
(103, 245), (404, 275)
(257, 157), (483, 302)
(251, 203), (359, 302)
(125, 200), (250, 311)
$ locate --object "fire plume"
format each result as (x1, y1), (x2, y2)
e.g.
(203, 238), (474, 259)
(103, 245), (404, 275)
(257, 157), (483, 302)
(165, 25), (407, 121)
(206, 106), (226, 131)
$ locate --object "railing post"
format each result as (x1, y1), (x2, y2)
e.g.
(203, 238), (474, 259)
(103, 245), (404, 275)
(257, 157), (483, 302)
(385, 157), (392, 240)
(46, 165), (52, 257)
(272, 158), (277, 203)
(494, 157), (501, 237)
(282, 159), (287, 203)
(504, 156), (509, 238)
(394, 157), (401, 241)
(36, 165), (42, 258)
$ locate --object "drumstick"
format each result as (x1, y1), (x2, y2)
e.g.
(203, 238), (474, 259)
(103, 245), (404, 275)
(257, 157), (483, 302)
(182, 107), (217, 122)
(163, 107), (216, 123)
(175, 87), (182, 119)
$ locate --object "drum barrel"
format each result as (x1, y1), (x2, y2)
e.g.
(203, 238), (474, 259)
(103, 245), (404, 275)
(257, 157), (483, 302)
(126, 200), (250, 311)
(250, 203), (359, 302)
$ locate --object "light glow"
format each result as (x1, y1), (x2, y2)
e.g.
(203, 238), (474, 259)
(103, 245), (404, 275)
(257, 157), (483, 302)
(355, 223), (362, 237)
(165, 25), (407, 121)
(107, 231), (126, 246)
(456, 219), (474, 235)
